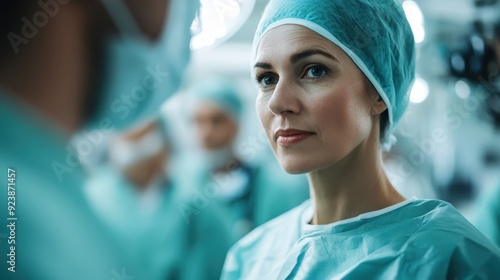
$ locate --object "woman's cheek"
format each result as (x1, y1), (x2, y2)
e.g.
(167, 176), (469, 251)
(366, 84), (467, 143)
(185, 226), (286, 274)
(256, 95), (268, 122)
(256, 95), (278, 153)
(310, 91), (349, 124)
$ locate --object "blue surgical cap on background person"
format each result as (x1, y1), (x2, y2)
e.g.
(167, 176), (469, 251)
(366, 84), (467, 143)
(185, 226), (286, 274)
(253, 0), (416, 133)
(191, 77), (243, 121)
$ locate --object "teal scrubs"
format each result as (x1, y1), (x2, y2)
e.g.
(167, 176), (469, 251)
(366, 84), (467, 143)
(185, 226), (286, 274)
(0, 92), (127, 279)
(474, 183), (500, 246)
(222, 199), (500, 279)
(85, 164), (235, 280)
(177, 153), (309, 240)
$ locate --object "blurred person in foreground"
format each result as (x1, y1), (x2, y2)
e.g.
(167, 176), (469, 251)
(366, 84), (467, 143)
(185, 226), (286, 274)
(84, 118), (234, 279)
(180, 77), (309, 239)
(0, 0), (198, 279)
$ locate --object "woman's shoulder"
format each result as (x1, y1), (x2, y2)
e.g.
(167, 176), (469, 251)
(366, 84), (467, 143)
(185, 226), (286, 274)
(400, 199), (500, 277)
(403, 199), (492, 242)
(408, 199), (488, 233)
(223, 201), (310, 270)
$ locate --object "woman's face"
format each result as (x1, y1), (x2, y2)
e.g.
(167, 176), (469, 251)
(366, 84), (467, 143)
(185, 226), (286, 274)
(254, 25), (384, 174)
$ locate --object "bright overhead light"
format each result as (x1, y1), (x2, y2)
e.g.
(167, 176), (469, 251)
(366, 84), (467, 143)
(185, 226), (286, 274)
(455, 80), (471, 100)
(402, 0), (426, 44)
(411, 23), (426, 44)
(191, 0), (255, 51)
(410, 77), (429, 104)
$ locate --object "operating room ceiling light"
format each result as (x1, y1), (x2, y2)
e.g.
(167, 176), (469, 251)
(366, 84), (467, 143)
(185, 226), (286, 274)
(402, 0), (426, 44)
(455, 80), (471, 99)
(190, 0), (255, 50)
(410, 77), (429, 103)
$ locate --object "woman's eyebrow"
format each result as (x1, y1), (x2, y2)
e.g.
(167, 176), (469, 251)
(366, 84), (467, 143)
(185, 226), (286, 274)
(254, 62), (273, 69)
(291, 49), (338, 64)
(253, 49), (338, 69)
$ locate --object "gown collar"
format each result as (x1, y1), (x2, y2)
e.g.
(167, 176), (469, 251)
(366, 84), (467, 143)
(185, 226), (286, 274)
(300, 197), (418, 236)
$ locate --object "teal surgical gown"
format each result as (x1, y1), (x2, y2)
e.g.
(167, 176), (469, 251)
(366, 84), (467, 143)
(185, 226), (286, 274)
(0, 92), (128, 279)
(85, 164), (235, 280)
(473, 183), (500, 246)
(222, 199), (500, 279)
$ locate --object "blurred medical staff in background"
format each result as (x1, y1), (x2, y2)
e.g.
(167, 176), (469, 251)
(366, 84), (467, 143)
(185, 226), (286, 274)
(84, 118), (234, 279)
(178, 77), (309, 239)
(0, 0), (198, 279)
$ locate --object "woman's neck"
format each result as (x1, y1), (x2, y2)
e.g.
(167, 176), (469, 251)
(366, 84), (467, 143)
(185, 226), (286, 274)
(307, 133), (405, 225)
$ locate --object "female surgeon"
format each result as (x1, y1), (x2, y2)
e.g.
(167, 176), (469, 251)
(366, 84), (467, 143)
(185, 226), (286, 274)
(221, 0), (500, 279)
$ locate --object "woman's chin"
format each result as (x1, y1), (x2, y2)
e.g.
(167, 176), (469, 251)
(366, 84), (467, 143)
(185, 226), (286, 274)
(278, 154), (344, 175)
(279, 160), (315, 175)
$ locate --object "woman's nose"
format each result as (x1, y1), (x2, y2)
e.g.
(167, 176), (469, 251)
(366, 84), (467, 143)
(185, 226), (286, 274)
(268, 80), (301, 116)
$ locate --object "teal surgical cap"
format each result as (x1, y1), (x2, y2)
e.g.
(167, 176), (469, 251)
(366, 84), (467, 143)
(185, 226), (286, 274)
(253, 0), (416, 133)
(192, 77), (243, 121)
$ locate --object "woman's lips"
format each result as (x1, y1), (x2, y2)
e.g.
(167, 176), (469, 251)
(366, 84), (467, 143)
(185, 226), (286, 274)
(275, 129), (315, 147)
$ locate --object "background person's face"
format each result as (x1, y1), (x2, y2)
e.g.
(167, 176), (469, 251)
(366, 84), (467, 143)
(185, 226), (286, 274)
(194, 102), (239, 150)
(110, 121), (170, 189)
(255, 25), (381, 174)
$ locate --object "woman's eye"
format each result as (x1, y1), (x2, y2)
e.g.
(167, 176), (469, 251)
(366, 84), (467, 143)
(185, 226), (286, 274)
(304, 66), (328, 79)
(257, 74), (278, 88)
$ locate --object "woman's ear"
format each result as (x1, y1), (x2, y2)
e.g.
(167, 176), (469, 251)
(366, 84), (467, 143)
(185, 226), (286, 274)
(371, 95), (387, 115)
(366, 81), (387, 115)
